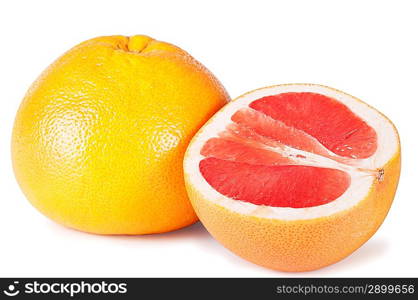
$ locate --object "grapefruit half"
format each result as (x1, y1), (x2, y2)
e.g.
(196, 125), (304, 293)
(184, 84), (400, 272)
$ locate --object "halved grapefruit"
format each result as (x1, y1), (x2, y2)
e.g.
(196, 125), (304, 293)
(184, 84), (400, 272)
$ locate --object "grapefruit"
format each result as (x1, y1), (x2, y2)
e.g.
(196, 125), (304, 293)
(12, 35), (229, 235)
(184, 84), (400, 272)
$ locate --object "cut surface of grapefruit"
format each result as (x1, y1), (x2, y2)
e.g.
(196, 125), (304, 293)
(184, 84), (400, 272)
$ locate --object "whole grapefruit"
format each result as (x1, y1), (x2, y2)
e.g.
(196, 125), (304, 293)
(12, 35), (229, 234)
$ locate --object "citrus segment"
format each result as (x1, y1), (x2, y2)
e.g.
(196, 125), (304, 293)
(201, 138), (293, 166)
(249, 92), (378, 159)
(200, 158), (350, 208)
(231, 108), (330, 156)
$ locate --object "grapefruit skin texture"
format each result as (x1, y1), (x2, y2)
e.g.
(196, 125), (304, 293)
(184, 85), (400, 272)
(12, 35), (229, 235)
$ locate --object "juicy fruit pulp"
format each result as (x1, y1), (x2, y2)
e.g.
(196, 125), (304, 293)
(200, 92), (376, 208)
(12, 35), (229, 235)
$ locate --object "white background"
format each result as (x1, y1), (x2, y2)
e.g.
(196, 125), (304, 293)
(1, 0), (417, 277)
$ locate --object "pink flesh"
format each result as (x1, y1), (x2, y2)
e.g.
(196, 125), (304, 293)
(250, 92), (377, 159)
(200, 158), (351, 208)
(201, 138), (294, 166)
(199, 92), (376, 208)
(231, 108), (330, 156)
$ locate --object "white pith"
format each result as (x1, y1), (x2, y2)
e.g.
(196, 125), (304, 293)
(184, 84), (399, 220)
